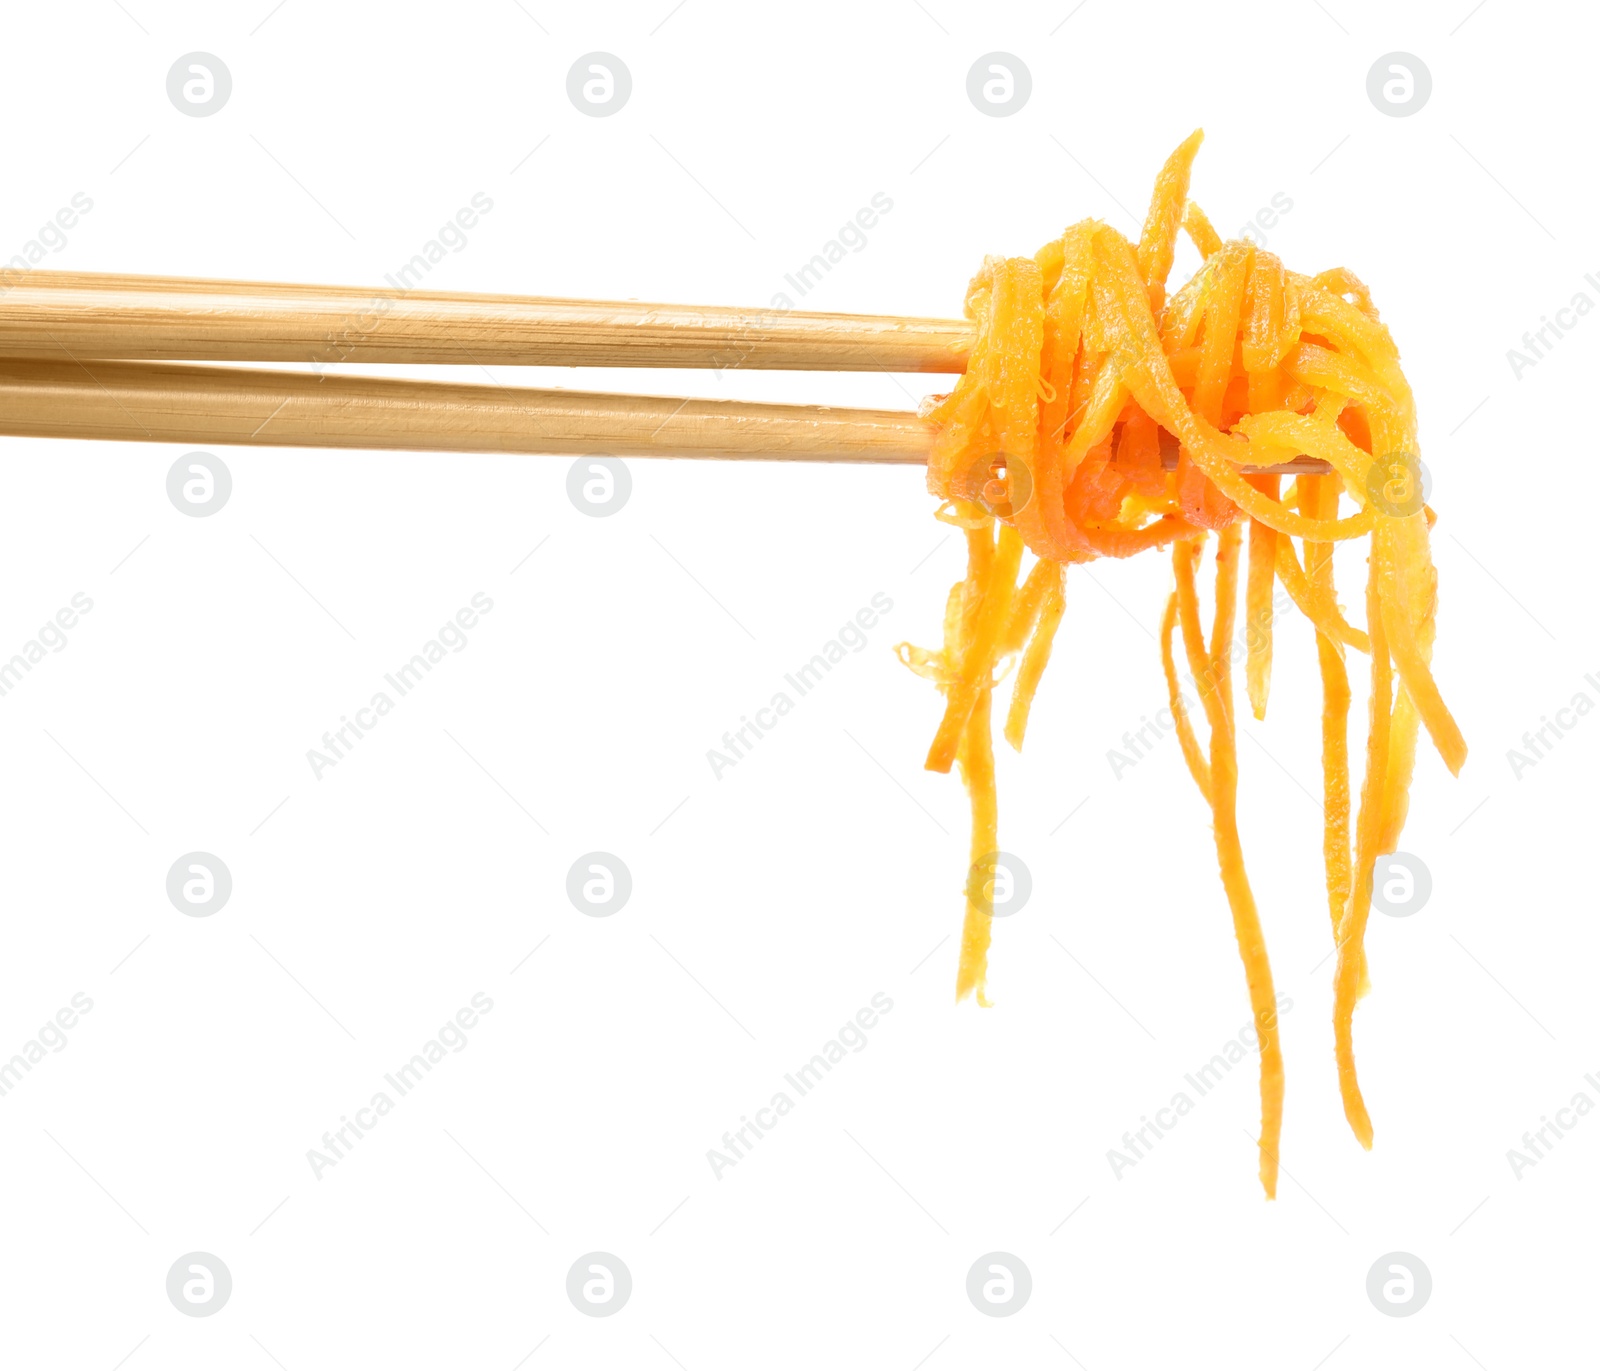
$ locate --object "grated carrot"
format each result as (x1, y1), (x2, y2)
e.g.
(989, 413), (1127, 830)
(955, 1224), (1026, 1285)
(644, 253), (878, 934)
(896, 132), (1465, 1193)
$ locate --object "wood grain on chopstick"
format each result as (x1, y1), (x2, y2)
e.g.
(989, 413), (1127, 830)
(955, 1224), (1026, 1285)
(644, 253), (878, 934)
(0, 359), (935, 461)
(0, 358), (1331, 474)
(0, 271), (972, 373)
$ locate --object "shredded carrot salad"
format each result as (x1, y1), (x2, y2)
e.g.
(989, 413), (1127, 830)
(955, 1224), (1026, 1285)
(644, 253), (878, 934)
(897, 131), (1464, 1197)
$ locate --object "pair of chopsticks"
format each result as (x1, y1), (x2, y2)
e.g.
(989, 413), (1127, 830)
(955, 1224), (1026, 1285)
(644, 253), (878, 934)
(0, 271), (1327, 473)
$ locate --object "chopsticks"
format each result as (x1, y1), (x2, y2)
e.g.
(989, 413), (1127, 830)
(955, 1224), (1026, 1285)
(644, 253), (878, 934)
(0, 359), (930, 462)
(0, 271), (1331, 475)
(0, 271), (970, 373)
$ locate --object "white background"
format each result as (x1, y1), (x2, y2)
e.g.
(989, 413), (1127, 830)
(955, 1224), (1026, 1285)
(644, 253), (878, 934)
(0, 1), (1592, 1366)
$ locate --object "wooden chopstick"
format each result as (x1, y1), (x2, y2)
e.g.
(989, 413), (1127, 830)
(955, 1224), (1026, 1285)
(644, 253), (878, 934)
(0, 271), (971, 373)
(0, 357), (1331, 474)
(0, 359), (932, 461)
